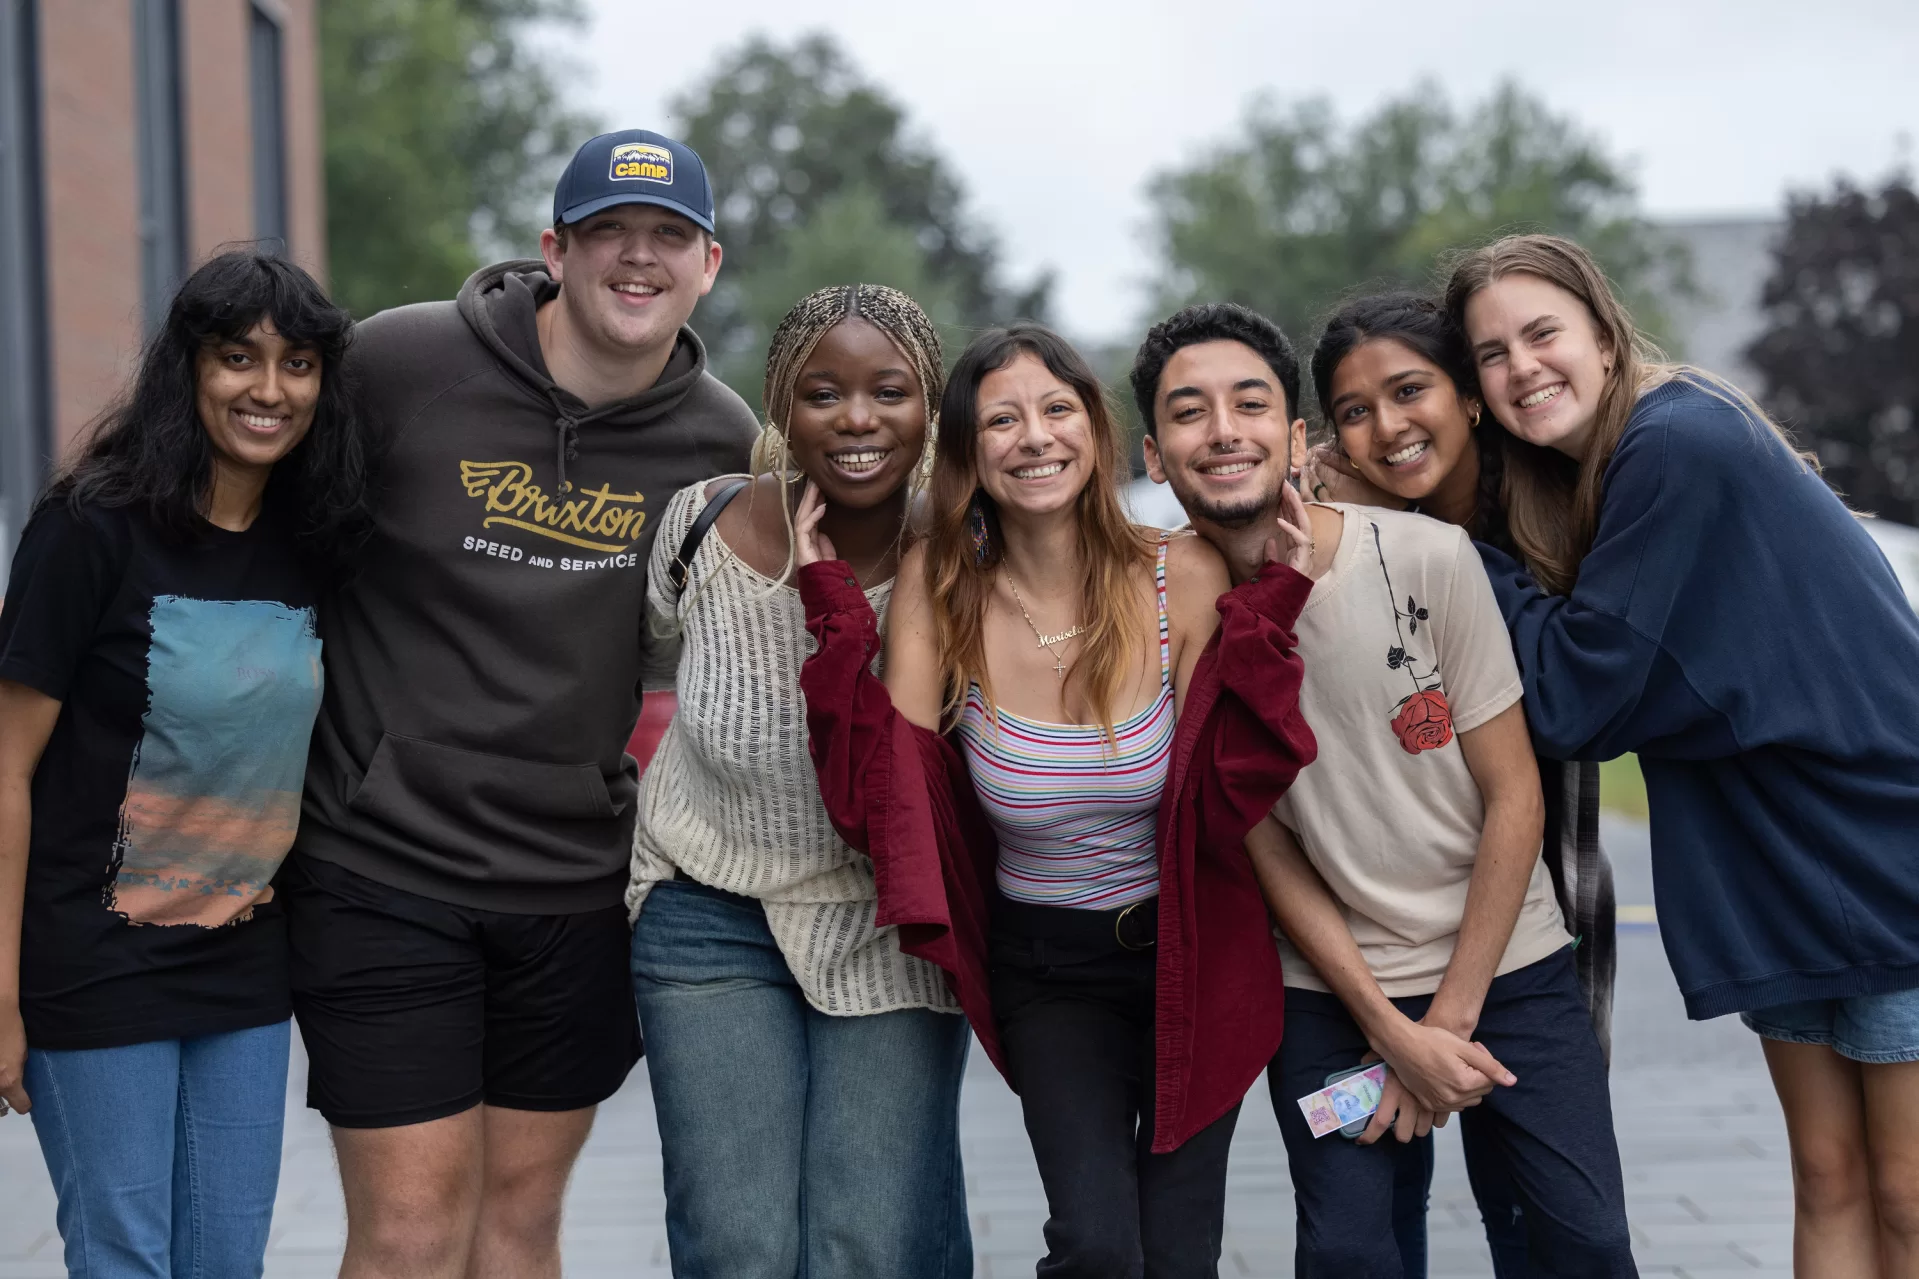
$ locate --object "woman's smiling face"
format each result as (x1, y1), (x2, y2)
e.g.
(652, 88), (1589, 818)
(194, 320), (322, 478)
(972, 351), (1095, 520)
(1464, 271), (1613, 460)
(1327, 336), (1479, 507)
(785, 317), (928, 510)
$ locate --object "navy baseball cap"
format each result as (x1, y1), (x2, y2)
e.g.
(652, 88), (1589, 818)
(551, 129), (715, 233)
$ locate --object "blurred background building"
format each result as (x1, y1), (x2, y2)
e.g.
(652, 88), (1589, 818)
(0, 0), (323, 579)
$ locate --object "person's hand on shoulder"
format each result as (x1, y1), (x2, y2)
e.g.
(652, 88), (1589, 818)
(1303, 443), (1402, 509)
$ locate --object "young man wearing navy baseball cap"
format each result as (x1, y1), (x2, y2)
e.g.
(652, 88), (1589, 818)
(281, 129), (758, 1278)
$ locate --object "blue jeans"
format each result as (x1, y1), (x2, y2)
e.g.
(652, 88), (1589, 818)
(1742, 984), (1919, 1063)
(630, 879), (972, 1279)
(26, 1020), (291, 1279)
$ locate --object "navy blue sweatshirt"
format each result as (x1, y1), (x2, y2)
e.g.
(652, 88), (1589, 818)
(1480, 378), (1919, 1020)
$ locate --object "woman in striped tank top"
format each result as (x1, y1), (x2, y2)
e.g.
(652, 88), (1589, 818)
(797, 323), (1315, 1278)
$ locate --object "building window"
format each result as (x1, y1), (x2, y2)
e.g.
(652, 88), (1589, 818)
(0, 0), (48, 580)
(249, 3), (286, 251)
(132, 0), (185, 334)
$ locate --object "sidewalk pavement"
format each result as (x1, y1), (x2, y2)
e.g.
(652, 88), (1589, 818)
(1, 817), (1794, 1276)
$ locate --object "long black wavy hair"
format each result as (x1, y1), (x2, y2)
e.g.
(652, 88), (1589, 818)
(48, 250), (372, 578)
(1309, 291), (1515, 553)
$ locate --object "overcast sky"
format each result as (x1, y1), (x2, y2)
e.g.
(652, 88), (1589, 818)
(566, 0), (1916, 341)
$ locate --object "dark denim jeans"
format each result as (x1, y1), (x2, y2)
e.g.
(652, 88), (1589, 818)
(630, 879), (971, 1279)
(27, 1019), (291, 1279)
(1388, 1113), (1536, 1277)
(992, 928), (1240, 1279)
(1271, 948), (1635, 1278)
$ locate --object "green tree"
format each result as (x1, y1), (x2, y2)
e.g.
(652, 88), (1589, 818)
(1748, 174), (1919, 524)
(670, 34), (1050, 399)
(322, 0), (597, 318)
(732, 185), (963, 382)
(1146, 82), (1679, 406)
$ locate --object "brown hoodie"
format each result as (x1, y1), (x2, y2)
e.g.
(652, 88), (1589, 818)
(298, 260), (758, 912)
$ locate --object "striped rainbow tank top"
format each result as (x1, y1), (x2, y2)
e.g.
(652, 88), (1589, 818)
(957, 537), (1174, 910)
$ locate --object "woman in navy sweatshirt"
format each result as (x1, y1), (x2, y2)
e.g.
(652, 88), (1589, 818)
(1449, 232), (1919, 1274)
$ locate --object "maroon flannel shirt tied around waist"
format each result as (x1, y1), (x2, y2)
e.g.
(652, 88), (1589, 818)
(797, 559), (1317, 1153)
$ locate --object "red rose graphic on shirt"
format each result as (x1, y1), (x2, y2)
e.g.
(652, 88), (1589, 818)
(1390, 689), (1454, 754)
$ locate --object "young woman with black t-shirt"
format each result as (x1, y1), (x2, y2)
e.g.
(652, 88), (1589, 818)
(0, 251), (370, 1275)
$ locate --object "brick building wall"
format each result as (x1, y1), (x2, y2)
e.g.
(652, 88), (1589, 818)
(27, 0), (325, 462)
(38, 1), (140, 464)
(281, 3), (323, 278)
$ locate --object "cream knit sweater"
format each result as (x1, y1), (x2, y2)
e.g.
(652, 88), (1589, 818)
(627, 479), (959, 1017)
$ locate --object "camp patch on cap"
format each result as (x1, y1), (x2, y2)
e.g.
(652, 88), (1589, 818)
(610, 142), (673, 184)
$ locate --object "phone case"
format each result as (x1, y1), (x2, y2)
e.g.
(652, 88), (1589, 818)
(1324, 1062), (1380, 1138)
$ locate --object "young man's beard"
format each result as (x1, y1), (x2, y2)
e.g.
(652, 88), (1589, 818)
(1168, 472), (1283, 531)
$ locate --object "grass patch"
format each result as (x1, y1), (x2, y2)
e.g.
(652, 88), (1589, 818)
(1600, 754), (1649, 822)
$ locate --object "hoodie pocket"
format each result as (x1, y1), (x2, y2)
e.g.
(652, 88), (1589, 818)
(348, 732), (625, 882)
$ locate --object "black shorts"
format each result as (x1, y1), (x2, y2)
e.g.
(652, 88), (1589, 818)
(281, 853), (642, 1129)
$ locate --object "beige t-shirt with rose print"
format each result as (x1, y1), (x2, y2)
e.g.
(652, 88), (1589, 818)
(1271, 504), (1570, 997)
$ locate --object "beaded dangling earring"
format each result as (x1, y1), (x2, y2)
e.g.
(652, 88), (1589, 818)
(968, 494), (992, 567)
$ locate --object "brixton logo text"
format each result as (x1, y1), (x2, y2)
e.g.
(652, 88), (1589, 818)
(610, 142), (672, 184)
(459, 460), (646, 552)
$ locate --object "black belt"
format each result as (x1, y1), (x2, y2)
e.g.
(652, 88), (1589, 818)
(991, 892), (1159, 954)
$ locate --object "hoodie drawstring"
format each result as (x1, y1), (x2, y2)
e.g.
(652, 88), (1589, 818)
(555, 414), (580, 494)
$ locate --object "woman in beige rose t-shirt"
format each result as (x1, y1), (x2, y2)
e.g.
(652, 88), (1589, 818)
(1134, 299), (1634, 1277)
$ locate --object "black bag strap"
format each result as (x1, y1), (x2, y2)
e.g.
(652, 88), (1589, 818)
(665, 478), (750, 600)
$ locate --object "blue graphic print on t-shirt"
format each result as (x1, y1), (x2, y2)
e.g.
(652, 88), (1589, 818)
(112, 595), (323, 926)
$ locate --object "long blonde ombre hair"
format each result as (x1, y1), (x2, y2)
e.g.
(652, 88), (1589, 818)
(1444, 233), (1811, 594)
(926, 324), (1153, 739)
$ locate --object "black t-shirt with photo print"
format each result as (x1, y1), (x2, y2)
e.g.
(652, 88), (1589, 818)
(0, 498), (323, 1050)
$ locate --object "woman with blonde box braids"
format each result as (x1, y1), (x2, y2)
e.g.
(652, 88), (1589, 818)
(626, 285), (970, 1278)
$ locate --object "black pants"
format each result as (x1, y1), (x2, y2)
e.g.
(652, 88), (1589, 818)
(991, 901), (1239, 1279)
(1270, 948), (1635, 1278)
(1388, 1108), (1536, 1276)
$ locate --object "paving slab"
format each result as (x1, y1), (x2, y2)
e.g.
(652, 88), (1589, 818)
(0, 817), (1795, 1275)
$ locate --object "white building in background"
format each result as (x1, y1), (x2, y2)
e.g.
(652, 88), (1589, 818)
(1636, 218), (1918, 606)
(1650, 217), (1783, 388)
